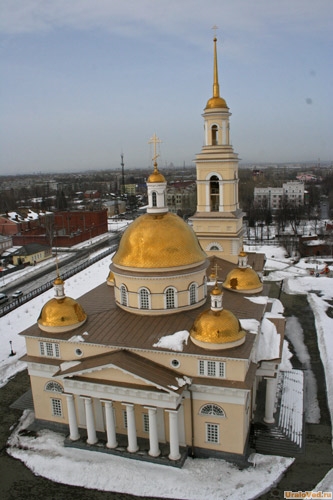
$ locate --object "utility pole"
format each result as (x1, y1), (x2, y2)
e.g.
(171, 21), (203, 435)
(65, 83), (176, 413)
(121, 153), (125, 196)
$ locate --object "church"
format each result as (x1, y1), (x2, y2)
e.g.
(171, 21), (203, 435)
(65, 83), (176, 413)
(20, 38), (287, 465)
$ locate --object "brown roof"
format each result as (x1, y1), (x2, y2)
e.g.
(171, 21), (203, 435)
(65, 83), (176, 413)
(21, 253), (270, 361)
(55, 349), (188, 395)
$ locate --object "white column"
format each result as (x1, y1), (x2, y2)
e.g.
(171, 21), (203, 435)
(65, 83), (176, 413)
(123, 403), (138, 453)
(264, 377), (277, 424)
(101, 400), (118, 449)
(167, 410), (181, 461)
(82, 397), (98, 445)
(65, 394), (80, 441)
(145, 407), (160, 457)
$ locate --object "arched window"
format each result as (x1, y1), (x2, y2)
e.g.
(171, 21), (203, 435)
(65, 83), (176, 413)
(211, 125), (218, 145)
(206, 242), (223, 252)
(152, 191), (157, 207)
(189, 283), (197, 305)
(139, 287), (150, 309)
(210, 175), (219, 211)
(120, 285), (128, 306)
(165, 287), (176, 309)
(45, 381), (63, 393)
(199, 404), (226, 417)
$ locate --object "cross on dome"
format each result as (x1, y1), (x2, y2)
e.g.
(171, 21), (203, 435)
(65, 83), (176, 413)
(148, 133), (162, 164)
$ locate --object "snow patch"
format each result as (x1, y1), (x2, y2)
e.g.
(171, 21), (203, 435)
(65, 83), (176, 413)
(153, 330), (189, 352)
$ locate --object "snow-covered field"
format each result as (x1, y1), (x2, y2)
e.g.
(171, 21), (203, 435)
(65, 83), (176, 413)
(1, 242), (333, 498)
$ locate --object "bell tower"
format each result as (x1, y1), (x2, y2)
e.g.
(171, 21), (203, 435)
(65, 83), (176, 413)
(190, 37), (244, 264)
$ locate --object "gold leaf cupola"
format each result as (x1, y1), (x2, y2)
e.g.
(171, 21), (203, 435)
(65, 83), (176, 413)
(223, 249), (263, 294)
(205, 37), (228, 110)
(190, 280), (246, 350)
(38, 272), (87, 333)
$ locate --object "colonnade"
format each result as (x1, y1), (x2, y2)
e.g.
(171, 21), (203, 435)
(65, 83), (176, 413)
(65, 394), (181, 461)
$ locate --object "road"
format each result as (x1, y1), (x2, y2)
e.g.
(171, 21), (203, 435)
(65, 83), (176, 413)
(0, 232), (120, 315)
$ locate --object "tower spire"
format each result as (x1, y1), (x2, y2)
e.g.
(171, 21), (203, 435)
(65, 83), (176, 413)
(213, 37), (220, 99)
(205, 35), (228, 110)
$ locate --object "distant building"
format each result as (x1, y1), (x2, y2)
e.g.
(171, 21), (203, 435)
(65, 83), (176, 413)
(0, 235), (13, 254)
(84, 190), (100, 199)
(12, 243), (52, 266)
(7, 209), (108, 248)
(166, 182), (196, 216)
(254, 181), (305, 210)
(102, 200), (127, 217)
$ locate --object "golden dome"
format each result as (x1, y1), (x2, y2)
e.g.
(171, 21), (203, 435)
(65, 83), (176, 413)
(147, 163), (166, 183)
(205, 96), (228, 110)
(190, 308), (246, 349)
(223, 267), (263, 294)
(107, 270), (115, 286)
(211, 284), (222, 295)
(113, 212), (207, 269)
(54, 276), (64, 285)
(38, 297), (87, 332)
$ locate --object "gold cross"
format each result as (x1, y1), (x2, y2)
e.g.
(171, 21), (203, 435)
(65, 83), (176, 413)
(210, 262), (222, 282)
(212, 25), (219, 37)
(148, 133), (162, 163)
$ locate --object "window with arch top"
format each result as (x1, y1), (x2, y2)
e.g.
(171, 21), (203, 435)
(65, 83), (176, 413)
(165, 287), (176, 309)
(45, 381), (63, 393)
(139, 287), (150, 309)
(152, 191), (157, 207)
(200, 403), (226, 418)
(120, 284), (128, 306)
(210, 175), (220, 211)
(211, 124), (218, 145)
(189, 282), (198, 305)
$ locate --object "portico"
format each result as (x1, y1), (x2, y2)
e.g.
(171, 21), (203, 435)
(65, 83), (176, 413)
(63, 390), (186, 465)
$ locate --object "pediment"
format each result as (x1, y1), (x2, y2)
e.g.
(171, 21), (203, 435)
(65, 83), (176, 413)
(56, 349), (191, 395)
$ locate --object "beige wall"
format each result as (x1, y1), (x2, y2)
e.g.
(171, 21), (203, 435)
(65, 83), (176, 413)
(26, 337), (249, 382)
(113, 265), (207, 312)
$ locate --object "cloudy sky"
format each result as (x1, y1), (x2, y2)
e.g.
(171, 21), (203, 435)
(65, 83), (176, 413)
(1, 0), (332, 175)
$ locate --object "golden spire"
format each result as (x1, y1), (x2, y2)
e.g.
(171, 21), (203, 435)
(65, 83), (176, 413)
(213, 36), (220, 99)
(205, 34), (228, 110)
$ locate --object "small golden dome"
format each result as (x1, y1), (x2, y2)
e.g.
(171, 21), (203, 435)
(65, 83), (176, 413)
(211, 284), (222, 296)
(107, 270), (115, 286)
(239, 250), (247, 257)
(205, 96), (228, 110)
(190, 309), (246, 350)
(54, 276), (64, 285)
(223, 267), (263, 294)
(38, 297), (87, 332)
(113, 212), (207, 269)
(147, 163), (166, 183)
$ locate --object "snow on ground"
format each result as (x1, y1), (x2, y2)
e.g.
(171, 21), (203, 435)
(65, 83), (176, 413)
(0, 253), (111, 387)
(1, 242), (333, 496)
(7, 410), (293, 500)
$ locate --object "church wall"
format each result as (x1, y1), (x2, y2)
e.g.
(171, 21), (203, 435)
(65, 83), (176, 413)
(133, 350), (248, 382)
(191, 397), (246, 454)
(29, 374), (69, 424)
(25, 337), (115, 361)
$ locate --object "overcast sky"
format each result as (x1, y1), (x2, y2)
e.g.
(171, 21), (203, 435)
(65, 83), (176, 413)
(1, 0), (332, 175)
